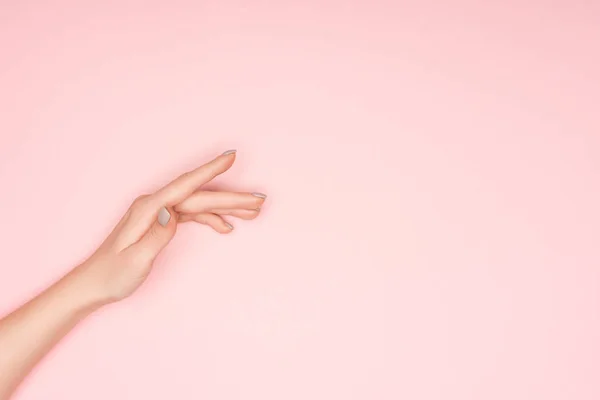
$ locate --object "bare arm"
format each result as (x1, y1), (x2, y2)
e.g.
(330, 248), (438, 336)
(0, 150), (266, 399)
(0, 268), (103, 399)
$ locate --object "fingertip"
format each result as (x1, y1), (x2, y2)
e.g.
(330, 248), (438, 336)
(219, 150), (237, 166)
(254, 198), (266, 209)
(251, 192), (267, 199)
(215, 216), (233, 235)
(217, 221), (234, 234)
(215, 225), (234, 234)
(215, 151), (236, 171)
(250, 193), (267, 208)
(243, 209), (260, 220)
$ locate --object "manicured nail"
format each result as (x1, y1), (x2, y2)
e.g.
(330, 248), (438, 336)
(222, 149), (237, 156)
(252, 192), (267, 199)
(225, 222), (234, 230)
(158, 207), (171, 227)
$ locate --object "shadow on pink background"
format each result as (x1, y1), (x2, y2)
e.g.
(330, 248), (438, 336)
(1, 1), (599, 399)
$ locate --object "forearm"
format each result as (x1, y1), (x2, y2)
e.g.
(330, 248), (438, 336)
(0, 266), (103, 399)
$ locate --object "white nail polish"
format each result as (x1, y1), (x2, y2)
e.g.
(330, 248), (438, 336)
(225, 222), (234, 230)
(222, 149), (237, 156)
(158, 207), (171, 227)
(252, 192), (267, 199)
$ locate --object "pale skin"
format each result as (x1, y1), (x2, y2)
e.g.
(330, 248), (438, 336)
(0, 150), (265, 400)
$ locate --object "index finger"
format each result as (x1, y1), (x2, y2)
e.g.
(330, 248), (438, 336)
(153, 150), (237, 205)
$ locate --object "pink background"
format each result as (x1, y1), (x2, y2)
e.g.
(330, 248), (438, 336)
(1, 1), (599, 399)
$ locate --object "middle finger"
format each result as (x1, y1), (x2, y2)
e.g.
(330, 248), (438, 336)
(174, 191), (266, 214)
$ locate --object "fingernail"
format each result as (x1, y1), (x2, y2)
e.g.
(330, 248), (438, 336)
(158, 207), (171, 227)
(222, 149), (237, 156)
(225, 222), (234, 230)
(252, 192), (267, 199)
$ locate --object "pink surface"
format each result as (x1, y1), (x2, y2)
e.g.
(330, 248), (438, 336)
(1, 1), (599, 399)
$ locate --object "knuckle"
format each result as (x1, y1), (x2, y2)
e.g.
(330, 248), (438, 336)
(179, 171), (192, 181)
(131, 194), (149, 209)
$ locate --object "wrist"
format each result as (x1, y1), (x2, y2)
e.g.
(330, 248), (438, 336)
(58, 264), (111, 315)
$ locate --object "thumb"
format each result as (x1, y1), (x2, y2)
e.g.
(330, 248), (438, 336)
(135, 206), (177, 261)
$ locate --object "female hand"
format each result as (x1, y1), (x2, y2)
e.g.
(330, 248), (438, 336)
(0, 149), (267, 399)
(74, 149), (266, 304)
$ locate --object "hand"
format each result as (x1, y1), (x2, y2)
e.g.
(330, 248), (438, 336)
(0, 150), (265, 399)
(74, 150), (266, 304)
